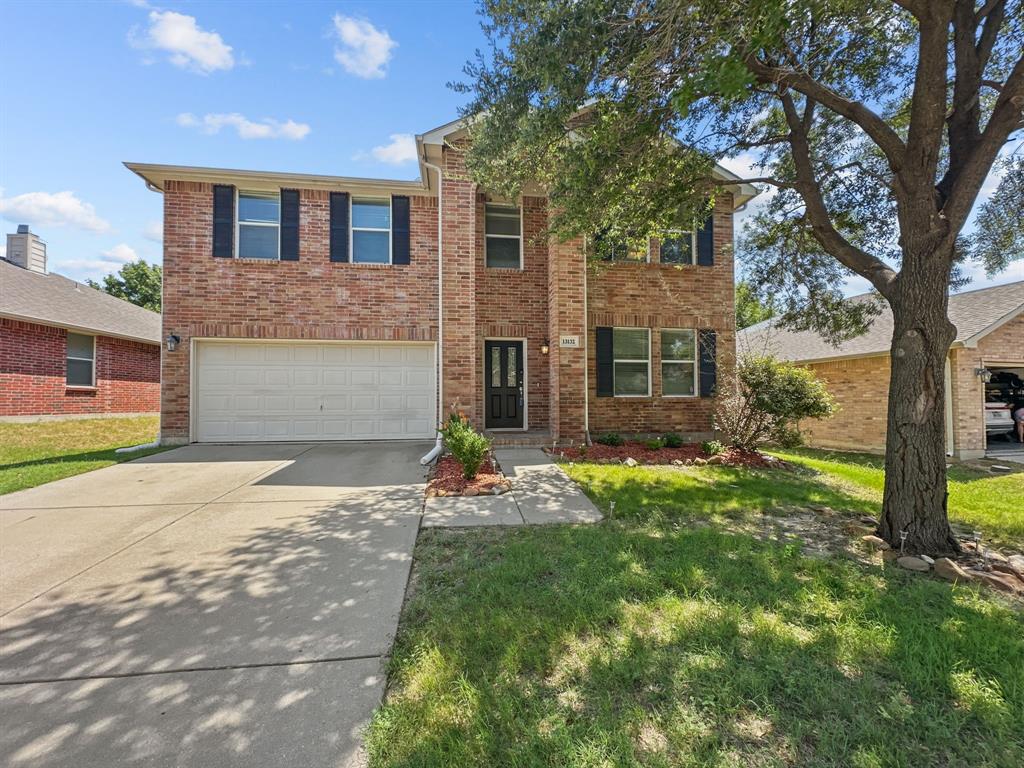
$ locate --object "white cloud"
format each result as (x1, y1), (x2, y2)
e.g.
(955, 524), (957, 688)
(176, 112), (311, 140)
(332, 15), (396, 79)
(102, 243), (138, 264)
(0, 190), (110, 233)
(369, 133), (417, 165)
(143, 220), (163, 242)
(139, 11), (234, 74)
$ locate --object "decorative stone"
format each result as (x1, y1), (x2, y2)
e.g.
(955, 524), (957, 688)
(692, 457), (708, 466)
(990, 464), (1012, 472)
(934, 557), (972, 582)
(861, 534), (890, 550)
(969, 570), (1022, 594)
(897, 556), (931, 572)
(623, 457), (639, 467)
(859, 515), (879, 527)
(463, 487), (479, 497)
(671, 459), (684, 466)
(706, 455), (724, 465)
(919, 554), (935, 565)
(492, 485), (506, 495)
(881, 549), (899, 562)
(983, 549), (1009, 564)
(1009, 554), (1024, 572)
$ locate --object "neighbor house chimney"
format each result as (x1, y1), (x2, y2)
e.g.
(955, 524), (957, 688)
(5, 225), (47, 274)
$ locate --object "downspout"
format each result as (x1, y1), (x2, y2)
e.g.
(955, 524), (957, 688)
(583, 256), (591, 445)
(420, 157), (444, 465)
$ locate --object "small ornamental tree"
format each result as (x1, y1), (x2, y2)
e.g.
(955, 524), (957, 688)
(715, 356), (836, 451)
(457, 0), (1024, 555)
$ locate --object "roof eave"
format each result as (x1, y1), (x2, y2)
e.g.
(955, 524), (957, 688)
(0, 311), (161, 346)
(959, 301), (1024, 348)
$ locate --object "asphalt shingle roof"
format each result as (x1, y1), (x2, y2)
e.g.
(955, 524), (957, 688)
(739, 280), (1024, 362)
(0, 259), (161, 344)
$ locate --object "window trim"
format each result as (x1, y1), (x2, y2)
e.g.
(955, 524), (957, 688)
(659, 230), (696, 265)
(660, 328), (699, 398)
(66, 332), (96, 388)
(350, 195), (393, 265)
(612, 327), (651, 398)
(235, 189), (281, 260)
(484, 201), (524, 270)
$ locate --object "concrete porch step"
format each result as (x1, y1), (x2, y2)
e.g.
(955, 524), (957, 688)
(485, 429), (553, 447)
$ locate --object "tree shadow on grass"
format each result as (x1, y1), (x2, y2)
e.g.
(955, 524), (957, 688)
(368, 523), (1024, 767)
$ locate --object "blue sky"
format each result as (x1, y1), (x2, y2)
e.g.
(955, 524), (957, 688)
(0, 0), (1020, 293)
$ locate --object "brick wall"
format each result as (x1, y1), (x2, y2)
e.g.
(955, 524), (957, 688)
(800, 355), (891, 452)
(585, 195), (736, 436)
(473, 193), (551, 430)
(161, 180), (439, 441)
(0, 317), (160, 417)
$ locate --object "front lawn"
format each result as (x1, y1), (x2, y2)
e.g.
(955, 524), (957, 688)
(0, 416), (166, 495)
(773, 448), (1024, 550)
(367, 460), (1024, 767)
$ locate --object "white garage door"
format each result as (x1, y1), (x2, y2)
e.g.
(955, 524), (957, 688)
(194, 341), (436, 442)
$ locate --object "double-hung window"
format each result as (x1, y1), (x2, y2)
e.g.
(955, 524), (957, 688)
(485, 203), (522, 268)
(352, 198), (391, 264)
(661, 329), (697, 396)
(66, 332), (95, 387)
(660, 231), (695, 265)
(237, 191), (280, 259)
(596, 233), (647, 262)
(612, 328), (651, 396)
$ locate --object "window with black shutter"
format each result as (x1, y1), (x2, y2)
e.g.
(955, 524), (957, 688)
(279, 189), (299, 261)
(212, 184), (234, 258)
(329, 192), (350, 262)
(392, 195), (410, 265)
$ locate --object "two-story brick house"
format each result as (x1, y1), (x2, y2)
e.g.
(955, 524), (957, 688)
(126, 117), (756, 445)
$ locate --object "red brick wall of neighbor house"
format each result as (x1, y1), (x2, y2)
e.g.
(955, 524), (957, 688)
(0, 317), (160, 417)
(473, 192), (552, 430)
(160, 180), (439, 440)
(585, 195), (736, 436)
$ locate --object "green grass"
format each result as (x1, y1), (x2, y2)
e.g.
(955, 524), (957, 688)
(0, 416), (167, 495)
(772, 448), (1024, 550)
(367, 461), (1024, 767)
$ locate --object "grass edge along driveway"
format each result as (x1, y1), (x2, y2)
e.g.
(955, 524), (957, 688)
(366, 457), (1024, 768)
(0, 415), (167, 495)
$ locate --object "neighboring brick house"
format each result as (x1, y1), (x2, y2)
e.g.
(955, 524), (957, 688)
(739, 281), (1024, 459)
(0, 227), (161, 420)
(125, 116), (757, 445)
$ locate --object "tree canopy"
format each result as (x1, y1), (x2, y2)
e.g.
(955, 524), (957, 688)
(458, 0), (1023, 339)
(87, 260), (161, 312)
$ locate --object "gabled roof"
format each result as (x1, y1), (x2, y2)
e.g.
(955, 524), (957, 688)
(0, 259), (161, 344)
(739, 280), (1024, 364)
(416, 115), (761, 208)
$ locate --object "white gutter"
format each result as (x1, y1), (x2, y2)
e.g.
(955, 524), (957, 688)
(420, 157), (444, 465)
(583, 257), (591, 444)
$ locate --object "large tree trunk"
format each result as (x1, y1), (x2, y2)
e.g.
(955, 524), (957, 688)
(877, 268), (960, 556)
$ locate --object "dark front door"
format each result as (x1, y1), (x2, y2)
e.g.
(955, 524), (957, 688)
(485, 340), (524, 429)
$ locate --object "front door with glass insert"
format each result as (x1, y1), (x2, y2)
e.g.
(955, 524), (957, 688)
(484, 340), (524, 429)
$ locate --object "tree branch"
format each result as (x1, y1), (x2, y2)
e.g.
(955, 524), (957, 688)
(744, 55), (907, 171)
(777, 90), (898, 295)
(906, 5), (955, 192)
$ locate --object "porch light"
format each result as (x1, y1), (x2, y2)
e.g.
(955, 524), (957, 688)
(166, 334), (181, 352)
(975, 367), (993, 383)
(541, 339), (550, 355)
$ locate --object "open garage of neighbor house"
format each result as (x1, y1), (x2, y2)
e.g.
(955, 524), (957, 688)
(192, 340), (437, 443)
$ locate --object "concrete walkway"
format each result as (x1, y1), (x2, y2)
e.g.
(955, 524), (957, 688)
(422, 448), (601, 528)
(0, 442), (431, 768)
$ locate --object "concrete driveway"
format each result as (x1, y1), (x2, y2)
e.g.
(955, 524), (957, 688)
(0, 442), (431, 768)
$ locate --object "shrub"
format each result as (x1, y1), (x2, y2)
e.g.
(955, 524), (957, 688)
(440, 412), (491, 479)
(596, 432), (624, 446)
(771, 423), (805, 448)
(701, 439), (725, 455)
(662, 432), (683, 448)
(714, 355), (836, 451)
(643, 437), (664, 450)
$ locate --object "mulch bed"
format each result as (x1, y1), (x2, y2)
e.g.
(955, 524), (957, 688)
(426, 454), (511, 497)
(548, 441), (785, 469)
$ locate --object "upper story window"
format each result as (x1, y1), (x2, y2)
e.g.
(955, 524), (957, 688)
(485, 203), (522, 268)
(613, 328), (651, 396)
(237, 191), (280, 260)
(661, 329), (697, 396)
(66, 332), (95, 387)
(352, 198), (391, 264)
(660, 231), (695, 265)
(594, 231), (648, 263)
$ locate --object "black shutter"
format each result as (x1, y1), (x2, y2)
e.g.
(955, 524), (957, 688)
(391, 195), (410, 265)
(696, 211), (714, 266)
(212, 184), (234, 258)
(699, 329), (717, 397)
(330, 192), (350, 263)
(596, 327), (614, 397)
(280, 189), (299, 261)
